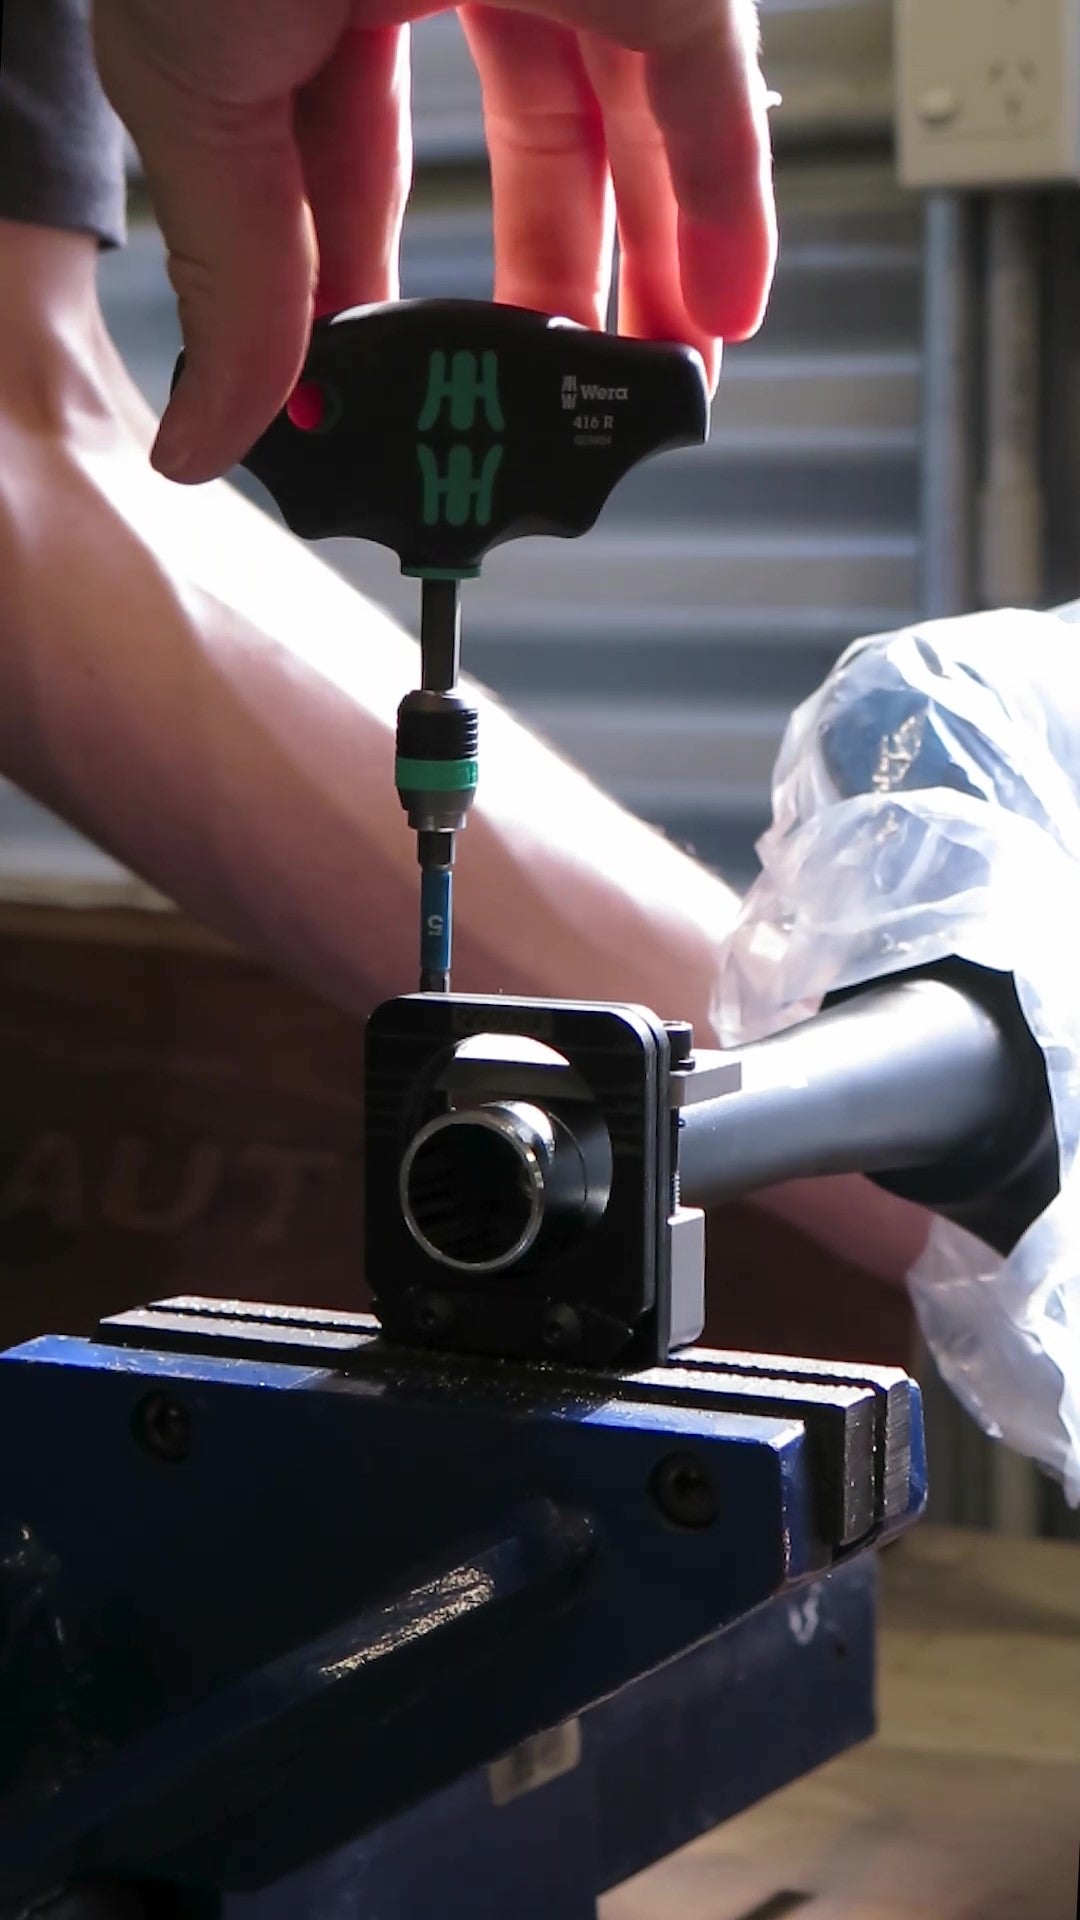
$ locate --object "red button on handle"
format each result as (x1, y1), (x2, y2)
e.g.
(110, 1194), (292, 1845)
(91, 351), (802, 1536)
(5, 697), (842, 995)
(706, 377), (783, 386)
(286, 380), (329, 432)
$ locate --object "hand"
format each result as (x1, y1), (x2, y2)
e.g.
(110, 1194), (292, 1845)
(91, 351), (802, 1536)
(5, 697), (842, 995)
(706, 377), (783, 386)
(92, 0), (777, 485)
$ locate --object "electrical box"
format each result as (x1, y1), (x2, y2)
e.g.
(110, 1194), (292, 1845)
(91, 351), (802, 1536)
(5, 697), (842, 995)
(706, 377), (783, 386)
(895, 0), (1080, 189)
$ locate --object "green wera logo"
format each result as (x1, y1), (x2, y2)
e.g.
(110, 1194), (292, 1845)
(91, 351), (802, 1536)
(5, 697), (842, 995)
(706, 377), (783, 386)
(416, 349), (504, 528)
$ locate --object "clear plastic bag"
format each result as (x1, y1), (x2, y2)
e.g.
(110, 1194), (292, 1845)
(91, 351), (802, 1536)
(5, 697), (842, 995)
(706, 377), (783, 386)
(713, 608), (1080, 1505)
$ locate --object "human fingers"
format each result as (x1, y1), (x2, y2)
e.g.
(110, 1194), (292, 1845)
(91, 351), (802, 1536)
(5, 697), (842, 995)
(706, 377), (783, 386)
(642, 0), (776, 340)
(294, 22), (412, 317)
(483, 0), (776, 342)
(458, 3), (614, 329)
(579, 35), (720, 389)
(92, 0), (351, 482)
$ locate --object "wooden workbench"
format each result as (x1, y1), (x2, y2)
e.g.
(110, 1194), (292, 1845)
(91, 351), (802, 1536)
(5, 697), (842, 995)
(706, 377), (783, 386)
(604, 1527), (1080, 1920)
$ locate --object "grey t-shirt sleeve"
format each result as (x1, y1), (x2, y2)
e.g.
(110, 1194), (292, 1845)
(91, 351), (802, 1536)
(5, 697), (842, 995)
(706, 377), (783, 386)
(0, 0), (127, 249)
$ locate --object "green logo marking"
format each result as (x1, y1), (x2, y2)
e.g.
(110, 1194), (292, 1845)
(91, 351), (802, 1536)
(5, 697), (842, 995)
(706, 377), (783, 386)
(416, 348), (505, 530)
(417, 349), (504, 432)
(417, 445), (504, 528)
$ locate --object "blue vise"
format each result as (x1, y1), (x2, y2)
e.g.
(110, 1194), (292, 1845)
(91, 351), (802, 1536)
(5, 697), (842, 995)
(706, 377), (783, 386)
(0, 1294), (925, 1920)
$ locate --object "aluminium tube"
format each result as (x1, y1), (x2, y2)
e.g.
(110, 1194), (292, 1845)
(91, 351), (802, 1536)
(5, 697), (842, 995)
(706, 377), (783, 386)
(677, 974), (1029, 1210)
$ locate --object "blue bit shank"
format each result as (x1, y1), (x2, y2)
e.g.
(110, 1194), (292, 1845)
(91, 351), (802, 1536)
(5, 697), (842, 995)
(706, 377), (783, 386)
(420, 864), (453, 991)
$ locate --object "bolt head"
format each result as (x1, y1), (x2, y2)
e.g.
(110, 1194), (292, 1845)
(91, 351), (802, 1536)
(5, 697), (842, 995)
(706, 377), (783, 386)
(650, 1451), (720, 1528)
(132, 1392), (192, 1464)
(412, 1292), (456, 1338)
(541, 1304), (583, 1353)
(663, 1021), (696, 1070)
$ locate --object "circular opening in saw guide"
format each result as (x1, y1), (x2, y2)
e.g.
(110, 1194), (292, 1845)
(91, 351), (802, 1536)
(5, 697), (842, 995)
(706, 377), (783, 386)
(401, 1110), (543, 1272)
(398, 1030), (614, 1277)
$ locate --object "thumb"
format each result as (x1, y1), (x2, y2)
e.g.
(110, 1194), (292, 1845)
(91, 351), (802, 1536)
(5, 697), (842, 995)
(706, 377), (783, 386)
(94, 16), (317, 484)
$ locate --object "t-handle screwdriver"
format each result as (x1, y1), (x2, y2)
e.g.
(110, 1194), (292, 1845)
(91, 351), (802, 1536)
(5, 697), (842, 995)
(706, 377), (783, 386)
(207, 298), (711, 994)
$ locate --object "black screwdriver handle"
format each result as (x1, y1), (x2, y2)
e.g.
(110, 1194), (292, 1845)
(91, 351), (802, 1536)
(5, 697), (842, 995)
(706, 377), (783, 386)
(173, 299), (710, 578)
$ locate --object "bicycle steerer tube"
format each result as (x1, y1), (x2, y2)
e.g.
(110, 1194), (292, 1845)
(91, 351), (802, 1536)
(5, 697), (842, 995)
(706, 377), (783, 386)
(678, 972), (1054, 1252)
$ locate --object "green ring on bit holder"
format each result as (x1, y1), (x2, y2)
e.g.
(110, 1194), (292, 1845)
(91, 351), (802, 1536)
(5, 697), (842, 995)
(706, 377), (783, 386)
(395, 758), (479, 793)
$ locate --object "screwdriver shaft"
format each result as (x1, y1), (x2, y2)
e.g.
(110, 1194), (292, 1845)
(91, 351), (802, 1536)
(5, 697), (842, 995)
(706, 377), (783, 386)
(420, 577), (462, 692)
(415, 578), (465, 994)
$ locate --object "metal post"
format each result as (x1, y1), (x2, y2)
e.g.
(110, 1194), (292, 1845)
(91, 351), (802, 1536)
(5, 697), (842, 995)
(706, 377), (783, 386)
(979, 193), (1045, 609)
(920, 192), (979, 618)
